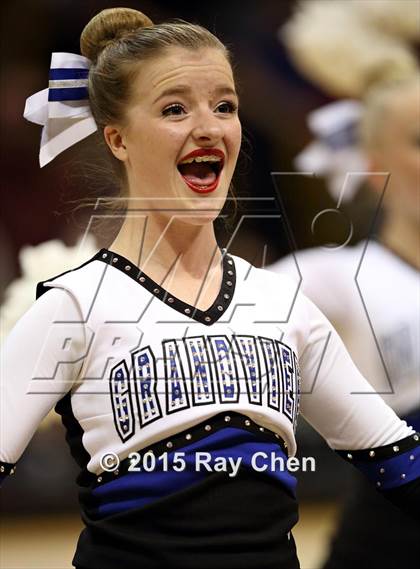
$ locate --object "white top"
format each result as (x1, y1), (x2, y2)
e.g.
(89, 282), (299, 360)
(269, 241), (420, 416)
(1, 249), (413, 475)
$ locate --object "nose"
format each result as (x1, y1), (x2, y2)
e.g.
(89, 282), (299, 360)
(191, 109), (223, 144)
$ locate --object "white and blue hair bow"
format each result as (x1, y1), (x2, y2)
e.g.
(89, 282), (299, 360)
(294, 100), (368, 204)
(24, 53), (98, 167)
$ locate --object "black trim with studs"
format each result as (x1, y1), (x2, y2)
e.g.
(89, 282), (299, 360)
(0, 461), (16, 478)
(336, 432), (419, 462)
(88, 411), (288, 487)
(94, 248), (236, 326)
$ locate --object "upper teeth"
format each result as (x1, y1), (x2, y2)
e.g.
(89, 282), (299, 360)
(179, 155), (222, 164)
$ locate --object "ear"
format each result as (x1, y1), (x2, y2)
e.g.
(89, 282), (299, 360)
(365, 154), (390, 195)
(104, 125), (127, 162)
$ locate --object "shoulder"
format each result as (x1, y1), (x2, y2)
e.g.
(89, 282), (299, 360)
(232, 253), (298, 295)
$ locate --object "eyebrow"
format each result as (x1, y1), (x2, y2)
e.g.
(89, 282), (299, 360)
(153, 84), (238, 104)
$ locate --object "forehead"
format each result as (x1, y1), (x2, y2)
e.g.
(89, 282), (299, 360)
(134, 47), (235, 98)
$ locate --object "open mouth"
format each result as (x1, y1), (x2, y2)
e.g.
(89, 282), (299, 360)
(177, 154), (225, 194)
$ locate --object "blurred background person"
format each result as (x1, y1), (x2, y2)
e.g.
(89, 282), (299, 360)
(270, 1), (420, 568)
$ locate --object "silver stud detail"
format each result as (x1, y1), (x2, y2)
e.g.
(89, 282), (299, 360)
(166, 441), (173, 449)
(97, 476), (102, 483)
(228, 259), (233, 265)
(410, 454), (415, 461)
(0, 466), (4, 473)
(226, 281), (232, 286)
(379, 467), (385, 474)
(114, 470), (119, 476)
(204, 425), (212, 432)
(10, 468), (15, 475)
(245, 420), (251, 427)
(185, 308), (191, 314)
(102, 253), (107, 258)
(401, 473), (406, 479)
(414, 434), (419, 441)
(224, 294), (230, 299)
(369, 450), (376, 458)
(376, 481), (381, 487)
(347, 453), (353, 460)
(393, 445), (400, 452)
(167, 297), (174, 303)
(153, 288), (160, 294)
(227, 270), (233, 276)
(217, 305), (223, 311)
(259, 427), (265, 432)
(205, 316), (211, 322)
(112, 258), (118, 263)
(139, 276), (146, 282)
(224, 415), (231, 422)
(125, 265), (131, 271)
(185, 434), (192, 440)
(275, 434), (280, 439)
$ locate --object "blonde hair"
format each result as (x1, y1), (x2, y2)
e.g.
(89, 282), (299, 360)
(282, 0), (419, 151)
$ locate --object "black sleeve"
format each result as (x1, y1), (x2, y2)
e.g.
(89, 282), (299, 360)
(336, 432), (420, 521)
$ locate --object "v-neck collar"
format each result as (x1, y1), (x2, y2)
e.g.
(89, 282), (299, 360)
(94, 248), (236, 326)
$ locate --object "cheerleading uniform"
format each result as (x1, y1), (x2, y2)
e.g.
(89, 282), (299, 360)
(2, 248), (419, 569)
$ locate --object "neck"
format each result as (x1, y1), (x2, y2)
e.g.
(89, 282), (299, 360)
(379, 210), (420, 270)
(109, 212), (222, 283)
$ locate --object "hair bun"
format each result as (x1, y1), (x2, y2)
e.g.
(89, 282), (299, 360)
(80, 8), (154, 63)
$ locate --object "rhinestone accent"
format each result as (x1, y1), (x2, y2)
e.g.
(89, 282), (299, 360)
(224, 415), (231, 422)
(97, 477), (102, 483)
(369, 450), (375, 457)
(379, 468), (385, 474)
(347, 453), (353, 460)
(393, 445), (400, 452)
(401, 473), (406, 479)
(204, 425), (212, 431)
(166, 441), (173, 449)
(217, 306), (223, 311)
(185, 434), (192, 440)
(125, 265), (131, 271)
(245, 420), (251, 427)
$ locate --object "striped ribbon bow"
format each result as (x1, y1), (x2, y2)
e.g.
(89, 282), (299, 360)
(294, 100), (367, 203)
(23, 52), (97, 167)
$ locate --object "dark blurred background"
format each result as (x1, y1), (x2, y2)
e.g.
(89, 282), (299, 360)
(1, 1), (375, 566)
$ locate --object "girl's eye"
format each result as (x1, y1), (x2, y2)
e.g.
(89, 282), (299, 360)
(162, 104), (185, 116)
(216, 101), (238, 114)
